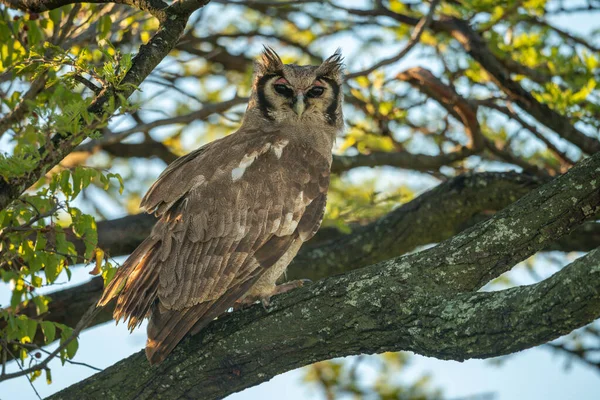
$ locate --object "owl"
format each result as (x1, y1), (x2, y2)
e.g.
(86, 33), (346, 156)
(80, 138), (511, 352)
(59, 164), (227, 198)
(98, 47), (344, 364)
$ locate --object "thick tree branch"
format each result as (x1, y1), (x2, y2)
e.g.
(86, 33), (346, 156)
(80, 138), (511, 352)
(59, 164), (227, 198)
(49, 210), (600, 399)
(546, 221), (600, 253)
(101, 141), (179, 164)
(17, 173), (539, 350)
(291, 171), (541, 281)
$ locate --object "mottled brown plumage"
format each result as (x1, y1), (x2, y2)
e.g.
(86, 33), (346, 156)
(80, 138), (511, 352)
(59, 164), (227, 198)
(97, 47), (344, 364)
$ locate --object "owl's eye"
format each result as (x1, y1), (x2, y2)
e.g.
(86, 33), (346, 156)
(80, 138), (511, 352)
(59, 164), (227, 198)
(307, 86), (325, 98)
(274, 84), (294, 98)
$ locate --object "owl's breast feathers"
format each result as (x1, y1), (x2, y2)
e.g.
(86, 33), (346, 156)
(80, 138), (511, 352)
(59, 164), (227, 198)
(98, 127), (331, 363)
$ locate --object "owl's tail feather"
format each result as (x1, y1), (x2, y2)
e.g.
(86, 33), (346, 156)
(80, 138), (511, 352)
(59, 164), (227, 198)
(145, 273), (266, 365)
(97, 236), (161, 330)
(145, 301), (213, 365)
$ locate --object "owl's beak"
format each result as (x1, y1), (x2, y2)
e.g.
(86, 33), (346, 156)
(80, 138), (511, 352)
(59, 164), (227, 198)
(292, 94), (305, 117)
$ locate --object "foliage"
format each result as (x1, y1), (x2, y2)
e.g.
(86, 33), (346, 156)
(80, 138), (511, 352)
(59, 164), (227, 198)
(0, 4), (127, 381)
(305, 354), (444, 400)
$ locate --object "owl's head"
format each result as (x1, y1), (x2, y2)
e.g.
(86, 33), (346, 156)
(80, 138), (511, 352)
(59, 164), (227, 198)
(246, 47), (344, 129)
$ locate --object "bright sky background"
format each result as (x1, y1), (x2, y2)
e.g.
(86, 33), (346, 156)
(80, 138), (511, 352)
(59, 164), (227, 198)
(1, 1), (600, 399)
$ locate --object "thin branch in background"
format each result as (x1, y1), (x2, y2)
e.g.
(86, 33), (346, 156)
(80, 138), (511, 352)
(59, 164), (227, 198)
(478, 99), (577, 169)
(14, 342), (102, 373)
(0, 75), (47, 139)
(72, 75), (102, 95)
(56, 3), (82, 43)
(0, 302), (101, 382)
(212, 0), (320, 6)
(2, 344), (43, 400)
(76, 96), (247, 152)
(345, 0), (440, 80)
(546, 342), (600, 372)
(523, 16), (600, 53)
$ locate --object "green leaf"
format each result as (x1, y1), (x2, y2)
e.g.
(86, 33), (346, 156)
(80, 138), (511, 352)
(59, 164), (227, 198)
(66, 336), (78, 358)
(25, 318), (38, 343)
(25, 21), (44, 46)
(32, 295), (49, 315)
(41, 321), (56, 343)
(59, 170), (72, 197)
(44, 254), (61, 283)
(97, 15), (112, 40)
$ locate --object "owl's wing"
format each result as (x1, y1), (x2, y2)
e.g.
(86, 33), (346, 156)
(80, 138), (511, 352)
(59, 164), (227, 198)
(157, 139), (330, 309)
(144, 139), (330, 364)
(100, 129), (331, 364)
(99, 129), (276, 313)
(139, 141), (211, 216)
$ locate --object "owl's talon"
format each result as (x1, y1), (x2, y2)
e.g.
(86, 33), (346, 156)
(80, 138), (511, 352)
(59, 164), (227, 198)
(261, 297), (271, 310)
(272, 279), (311, 296)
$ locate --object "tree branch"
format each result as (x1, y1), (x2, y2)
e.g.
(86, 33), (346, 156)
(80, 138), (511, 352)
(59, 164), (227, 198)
(342, 6), (600, 154)
(344, 0), (439, 80)
(0, 0), (169, 19)
(331, 148), (473, 173)
(14, 151), (600, 387)
(101, 141), (179, 164)
(76, 95), (247, 152)
(333, 66), (486, 174)
(444, 17), (600, 154)
(48, 208), (600, 399)
(0, 0), (211, 211)
(10, 169), (592, 354)
(0, 75), (46, 139)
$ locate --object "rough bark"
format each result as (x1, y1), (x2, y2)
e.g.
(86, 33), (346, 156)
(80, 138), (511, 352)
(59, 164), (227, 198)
(48, 150), (600, 400)
(50, 248), (600, 400)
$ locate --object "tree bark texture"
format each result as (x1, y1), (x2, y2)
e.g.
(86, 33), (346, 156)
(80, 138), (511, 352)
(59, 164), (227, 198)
(47, 147), (600, 400)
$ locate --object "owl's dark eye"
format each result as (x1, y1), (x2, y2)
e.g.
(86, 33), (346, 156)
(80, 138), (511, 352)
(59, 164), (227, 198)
(274, 84), (294, 98)
(307, 86), (325, 98)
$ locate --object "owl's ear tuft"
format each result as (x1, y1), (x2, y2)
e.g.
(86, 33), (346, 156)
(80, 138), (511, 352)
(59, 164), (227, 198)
(316, 49), (344, 79)
(256, 46), (284, 75)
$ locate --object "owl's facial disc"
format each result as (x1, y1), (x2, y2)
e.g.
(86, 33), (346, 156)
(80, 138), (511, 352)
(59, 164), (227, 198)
(271, 78), (328, 118)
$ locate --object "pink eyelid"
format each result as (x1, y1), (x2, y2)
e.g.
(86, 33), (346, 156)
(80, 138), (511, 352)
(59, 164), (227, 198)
(313, 80), (326, 87)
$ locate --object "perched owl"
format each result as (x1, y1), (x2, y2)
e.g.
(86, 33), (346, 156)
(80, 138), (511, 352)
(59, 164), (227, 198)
(98, 47), (344, 364)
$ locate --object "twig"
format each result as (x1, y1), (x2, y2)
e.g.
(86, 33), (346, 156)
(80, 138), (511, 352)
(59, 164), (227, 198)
(345, 0), (440, 80)
(13, 342), (102, 372)
(0, 199), (61, 241)
(2, 345), (43, 400)
(72, 75), (102, 95)
(76, 96), (247, 151)
(0, 302), (101, 382)
(546, 342), (600, 372)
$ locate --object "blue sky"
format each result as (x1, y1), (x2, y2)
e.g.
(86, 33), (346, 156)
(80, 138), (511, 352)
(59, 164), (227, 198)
(1, 1), (600, 399)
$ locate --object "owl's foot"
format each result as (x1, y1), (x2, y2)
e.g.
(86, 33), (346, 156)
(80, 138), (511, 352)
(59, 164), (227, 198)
(272, 279), (312, 295)
(260, 279), (312, 308)
(235, 279), (312, 310)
